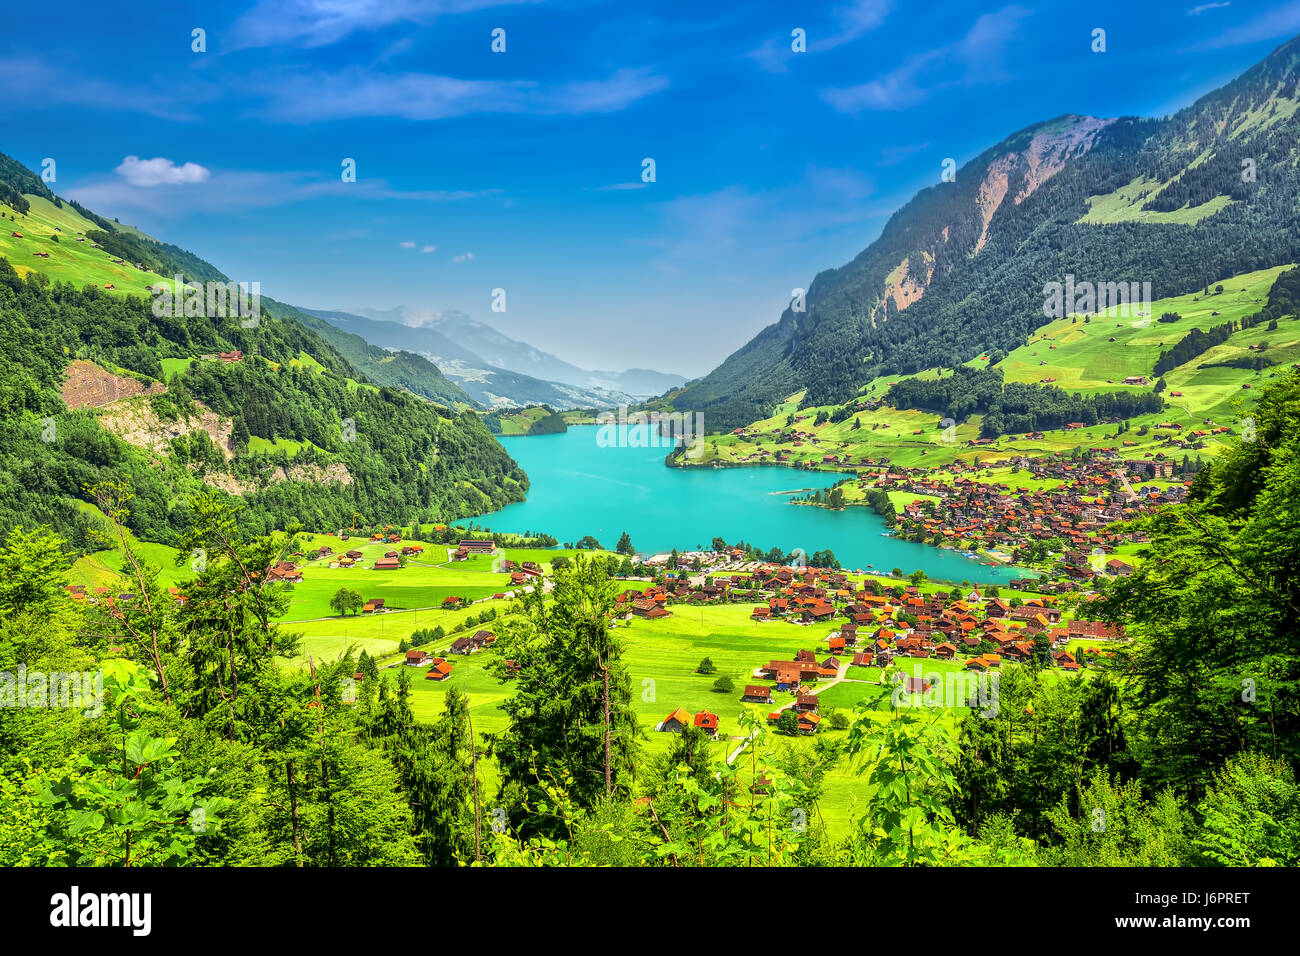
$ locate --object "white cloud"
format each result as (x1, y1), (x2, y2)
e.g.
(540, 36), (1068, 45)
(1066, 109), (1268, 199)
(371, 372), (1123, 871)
(821, 5), (1030, 112)
(748, 0), (892, 72)
(1188, 2), (1230, 14)
(66, 166), (498, 219)
(452, 252), (474, 263)
(0, 57), (209, 121)
(115, 156), (211, 187)
(244, 66), (667, 122)
(1186, 0), (1300, 48)
(421, 244), (437, 253)
(400, 240), (417, 248)
(229, 0), (542, 50)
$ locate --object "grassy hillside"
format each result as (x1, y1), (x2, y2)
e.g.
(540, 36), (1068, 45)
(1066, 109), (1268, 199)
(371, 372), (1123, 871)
(482, 405), (567, 435)
(0, 153), (527, 550)
(0, 193), (176, 290)
(676, 265), (1298, 473)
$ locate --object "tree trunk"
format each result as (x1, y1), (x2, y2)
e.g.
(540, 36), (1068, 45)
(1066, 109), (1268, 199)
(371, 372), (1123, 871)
(287, 761), (304, 866)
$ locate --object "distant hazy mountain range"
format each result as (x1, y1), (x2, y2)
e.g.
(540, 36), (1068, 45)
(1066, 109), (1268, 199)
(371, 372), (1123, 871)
(305, 306), (686, 410)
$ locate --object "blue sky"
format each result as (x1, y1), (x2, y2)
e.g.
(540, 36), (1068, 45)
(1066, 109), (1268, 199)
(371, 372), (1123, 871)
(4, 0), (1299, 376)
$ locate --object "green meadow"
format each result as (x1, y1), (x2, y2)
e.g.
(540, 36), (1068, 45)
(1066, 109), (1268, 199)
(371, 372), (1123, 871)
(676, 266), (1296, 482)
(311, 597), (1084, 838)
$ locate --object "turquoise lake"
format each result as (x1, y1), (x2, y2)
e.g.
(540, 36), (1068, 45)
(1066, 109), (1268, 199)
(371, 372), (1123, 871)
(472, 426), (1029, 584)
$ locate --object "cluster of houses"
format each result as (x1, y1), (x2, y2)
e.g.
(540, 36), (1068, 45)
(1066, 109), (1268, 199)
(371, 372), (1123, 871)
(644, 567), (1130, 739)
(615, 585), (673, 620)
(869, 454), (1183, 583)
(403, 647), (455, 681)
(303, 542), (413, 572)
(265, 561), (304, 584)
(449, 629), (496, 655)
(401, 628), (498, 680)
(499, 559), (544, 588)
(658, 708), (722, 739)
(64, 583), (187, 608)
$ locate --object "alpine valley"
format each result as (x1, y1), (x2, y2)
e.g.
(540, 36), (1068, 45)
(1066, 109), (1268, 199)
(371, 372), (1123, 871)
(3, 12), (1300, 881)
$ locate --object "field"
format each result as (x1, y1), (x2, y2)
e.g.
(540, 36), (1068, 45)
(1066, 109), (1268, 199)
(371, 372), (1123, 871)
(301, 588), (1088, 838)
(1079, 175), (1234, 226)
(677, 266), (1296, 479)
(0, 194), (176, 292)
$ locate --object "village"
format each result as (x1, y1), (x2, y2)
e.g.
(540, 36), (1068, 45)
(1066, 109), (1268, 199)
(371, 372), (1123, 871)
(628, 563), (1125, 740)
(837, 450), (1193, 583)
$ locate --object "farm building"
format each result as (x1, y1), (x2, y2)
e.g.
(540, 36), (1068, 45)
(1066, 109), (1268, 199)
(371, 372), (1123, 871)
(659, 708), (691, 733)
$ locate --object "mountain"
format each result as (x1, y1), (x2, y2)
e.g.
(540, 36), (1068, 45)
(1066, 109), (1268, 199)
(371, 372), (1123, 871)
(306, 307), (640, 409)
(672, 35), (1300, 431)
(410, 309), (687, 399)
(268, 300), (476, 409)
(589, 367), (689, 398)
(0, 150), (526, 547)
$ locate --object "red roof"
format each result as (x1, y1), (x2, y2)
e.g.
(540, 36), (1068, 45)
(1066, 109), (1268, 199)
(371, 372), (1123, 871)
(693, 712), (719, 730)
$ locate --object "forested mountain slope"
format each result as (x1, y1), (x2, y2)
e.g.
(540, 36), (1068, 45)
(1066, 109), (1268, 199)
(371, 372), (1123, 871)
(0, 153), (526, 549)
(674, 35), (1300, 431)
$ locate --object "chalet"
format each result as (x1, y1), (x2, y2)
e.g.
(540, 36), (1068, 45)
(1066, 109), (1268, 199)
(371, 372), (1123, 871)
(741, 684), (773, 704)
(266, 561), (303, 583)
(459, 539), (496, 554)
(795, 693), (819, 713)
(1011, 605), (1061, 624)
(405, 649), (430, 666)
(1052, 651), (1080, 671)
(373, 555), (401, 570)
(769, 663), (803, 691)
(693, 712), (720, 739)
(796, 712), (822, 735)
(660, 708), (692, 733)
(1122, 376), (1148, 386)
(1069, 620), (1125, 641)
(633, 601), (672, 620)
(800, 602), (837, 622)
(904, 675), (934, 695)
(449, 629), (496, 655)
(424, 659), (453, 681)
